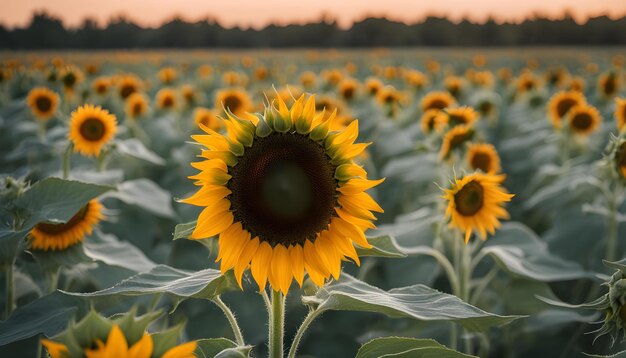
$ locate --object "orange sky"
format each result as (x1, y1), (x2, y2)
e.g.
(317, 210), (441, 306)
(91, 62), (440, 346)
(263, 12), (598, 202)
(1, 0), (626, 29)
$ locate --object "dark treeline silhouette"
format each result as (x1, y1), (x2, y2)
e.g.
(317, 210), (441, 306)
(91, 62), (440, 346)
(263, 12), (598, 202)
(1, 11), (626, 49)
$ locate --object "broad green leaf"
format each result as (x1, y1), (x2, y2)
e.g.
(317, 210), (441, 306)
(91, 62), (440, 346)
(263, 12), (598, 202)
(302, 274), (521, 331)
(0, 292), (89, 346)
(64, 264), (235, 301)
(173, 221), (197, 240)
(482, 222), (592, 282)
(356, 337), (476, 358)
(195, 338), (246, 358)
(357, 235), (407, 258)
(0, 229), (27, 265)
(116, 138), (166, 165)
(82, 230), (157, 273)
(105, 179), (176, 219)
(15, 177), (113, 229)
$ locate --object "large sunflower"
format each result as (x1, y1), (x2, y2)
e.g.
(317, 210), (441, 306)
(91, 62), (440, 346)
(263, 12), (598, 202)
(69, 104), (118, 157)
(615, 97), (626, 132)
(214, 88), (253, 118)
(443, 173), (514, 243)
(421, 91), (456, 112)
(547, 91), (586, 128)
(467, 143), (501, 174)
(568, 104), (601, 136)
(42, 325), (196, 358)
(26, 87), (59, 121)
(29, 200), (103, 251)
(182, 95), (384, 294)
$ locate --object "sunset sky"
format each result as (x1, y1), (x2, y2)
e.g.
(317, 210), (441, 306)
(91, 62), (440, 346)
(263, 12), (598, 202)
(2, 0), (626, 29)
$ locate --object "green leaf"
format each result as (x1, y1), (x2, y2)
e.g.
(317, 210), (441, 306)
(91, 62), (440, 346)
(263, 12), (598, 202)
(195, 338), (251, 358)
(0, 292), (89, 346)
(15, 177), (113, 229)
(0, 229), (27, 266)
(482, 222), (592, 282)
(302, 274), (521, 331)
(116, 138), (166, 165)
(356, 337), (476, 358)
(151, 324), (185, 358)
(82, 230), (157, 273)
(173, 221), (197, 240)
(106, 179), (177, 219)
(64, 264), (236, 301)
(356, 235), (407, 258)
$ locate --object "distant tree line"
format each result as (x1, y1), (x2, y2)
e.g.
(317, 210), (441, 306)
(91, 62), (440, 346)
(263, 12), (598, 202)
(1, 11), (626, 49)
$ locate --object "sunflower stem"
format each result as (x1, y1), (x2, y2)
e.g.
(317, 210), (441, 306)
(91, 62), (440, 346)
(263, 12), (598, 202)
(269, 290), (285, 358)
(62, 142), (73, 179)
(212, 295), (245, 346)
(605, 191), (618, 262)
(287, 308), (321, 358)
(4, 264), (14, 319)
(46, 267), (60, 294)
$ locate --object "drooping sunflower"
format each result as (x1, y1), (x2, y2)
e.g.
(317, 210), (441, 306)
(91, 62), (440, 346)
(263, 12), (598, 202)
(445, 106), (479, 127)
(439, 125), (474, 160)
(420, 109), (445, 134)
(421, 91), (456, 112)
(69, 104), (118, 157)
(467, 143), (501, 174)
(26, 87), (59, 121)
(42, 325), (196, 358)
(568, 104), (602, 136)
(125, 92), (149, 119)
(614, 97), (626, 132)
(214, 88), (253, 118)
(599, 72), (620, 98)
(547, 91), (587, 128)
(29, 200), (103, 251)
(117, 75), (142, 100)
(156, 88), (177, 110)
(181, 94), (384, 294)
(443, 172), (514, 243)
(193, 107), (222, 131)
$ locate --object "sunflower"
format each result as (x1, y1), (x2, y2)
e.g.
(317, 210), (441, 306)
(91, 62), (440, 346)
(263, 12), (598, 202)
(181, 94), (384, 294)
(568, 76), (586, 92)
(299, 71), (316, 88)
(376, 86), (402, 106)
(421, 91), (456, 112)
(365, 77), (383, 95)
(198, 65), (213, 78)
(59, 65), (84, 92)
(42, 325), (196, 358)
(567, 104), (602, 136)
(439, 125), (474, 160)
(472, 54), (487, 67)
(125, 92), (149, 119)
(547, 91), (586, 128)
(194, 107), (222, 131)
(615, 97), (626, 132)
(516, 72), (540, 93)
(69, 104), (118, 157)
(338, 78), (359, 101)
(445, 106), (479, 127)
(467, 143), (501, 174)
(615, 142), (626, 180)
(444, 76), (465, 98)
(443, 173), (514, 243)
(255, 66), (269, 81)
(29, 200), (103, 251)
(180, 85), (197, 107)
(404, 70), (428, 90)
(383, 66), (398, 80)
(156, 88), (177, 110)
(117, 75), (142, 100)
(471, 71), (494, 88)
(545, 67), (567, 87)
(214, 88), (253, 118)
(599, 73), (620, 98)
(222, 71), (246, 87)
(322, 69), (343, 86)
(92, 77), (110, 96)
(158, 67), (178, 84)
(84, 63), (99, 76)
(420, 109), (445, 134)
(497, 67), (513, 84)
(26, 87), (59, 121)
(426, 60), (441, 74)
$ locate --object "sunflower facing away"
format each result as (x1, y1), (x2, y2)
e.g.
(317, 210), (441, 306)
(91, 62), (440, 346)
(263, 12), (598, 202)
(568, 104), (601, 136)
(443, 173), (514, 243)
(42, 325), (196, 358)
(421, 91), (456, 112)
(615, 97), (626, 132)
(26, 87), (59, 121)
(599, 73), (619, 98)
(467, 143), (501, 174)
(69, 104), (118, 157)
(365, 77), (383, 95)
(547, 91), (586, 128)
(181, 94), (384, 294)
(29, 200), (103, 251)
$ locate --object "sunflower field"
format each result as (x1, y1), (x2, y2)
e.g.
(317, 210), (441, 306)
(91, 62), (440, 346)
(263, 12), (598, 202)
(0, 49), (625, 358)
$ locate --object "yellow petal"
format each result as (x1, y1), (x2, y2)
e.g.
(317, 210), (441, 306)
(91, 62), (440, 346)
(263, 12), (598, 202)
(251, 242), (273, 290)
(128, 333), (153, 358)
(161, 341), (198, 358)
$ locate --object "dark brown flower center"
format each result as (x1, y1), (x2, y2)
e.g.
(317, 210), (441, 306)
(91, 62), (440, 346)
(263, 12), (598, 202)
(556, 98), (578, 118)
(132, 102), (144, 116)
(162, 96), (174, 108)
(36, 96), (52, 113)
(120, 84), (137, 99)
(36, 204), (89, 235)
(603, 76), (616, 95)
(80, 118), (106, 141)
(228, 133), (337, 246)
(478, 101), (493, 115)
(570, 112), (593, 131)
(63, 72), (77, 88)
(342, 87), (355, 100)
(471, 152), (492, 173)
(616, 143), (626, 179)
(223, 95), (242, 114)
(455, 181), (484, 216)
(426, 98), (448, 111)
(449, 113), (469, 126)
